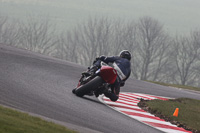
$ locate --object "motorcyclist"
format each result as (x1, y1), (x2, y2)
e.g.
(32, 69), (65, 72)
(84, 50), (131, 102)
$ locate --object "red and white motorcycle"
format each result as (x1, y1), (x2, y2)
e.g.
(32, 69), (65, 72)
(72, 61), (118, 97)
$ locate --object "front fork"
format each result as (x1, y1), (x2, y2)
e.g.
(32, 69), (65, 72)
(77, 72), (99, 88)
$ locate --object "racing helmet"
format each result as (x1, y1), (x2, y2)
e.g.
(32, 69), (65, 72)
(119, 50), (131, 61)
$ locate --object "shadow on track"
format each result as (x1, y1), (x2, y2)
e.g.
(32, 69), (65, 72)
(81, 96), (103, 105)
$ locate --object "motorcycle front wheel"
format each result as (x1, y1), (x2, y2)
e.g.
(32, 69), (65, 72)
(75, 76), (103, 97)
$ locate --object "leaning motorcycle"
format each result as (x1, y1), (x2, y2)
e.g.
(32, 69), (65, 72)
(72, 61), (117, 97)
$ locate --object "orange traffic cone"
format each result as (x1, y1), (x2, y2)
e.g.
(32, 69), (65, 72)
(173, 108), (179, 117)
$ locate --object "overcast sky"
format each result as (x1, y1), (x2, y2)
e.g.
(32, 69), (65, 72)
(1, 0), (200, 35)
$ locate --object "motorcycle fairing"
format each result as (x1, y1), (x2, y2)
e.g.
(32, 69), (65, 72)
(100, 66), (117, 84)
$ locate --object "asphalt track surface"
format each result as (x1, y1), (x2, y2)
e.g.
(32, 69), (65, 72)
(1, 44), (200, 133)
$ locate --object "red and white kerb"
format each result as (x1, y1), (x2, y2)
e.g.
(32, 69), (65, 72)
(99, 92), (191, 133)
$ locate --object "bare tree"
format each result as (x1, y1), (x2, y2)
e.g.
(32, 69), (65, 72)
(133, 16), (170, 80)
(0, 16), (8, 43)
(193, 67), (200, 87)
(17, 17), (57, 56)
(66, 17), (138, 66)
(189, 30), (200, 87)
(0, 16), (20, 45)
(123, 21), (137, 51)
(2, 15), (200, 87)
(108, 20), (137, 55)
(66, 17), (113, 65)
(54, 30), (79, 63)
(66, 16), (171, 82)
(171, 31), (200, 85)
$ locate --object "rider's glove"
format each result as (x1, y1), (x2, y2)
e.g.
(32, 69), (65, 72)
(104, 91), (118, 102)
(99, 55), (106, 61)
(93, 55), (106, 64)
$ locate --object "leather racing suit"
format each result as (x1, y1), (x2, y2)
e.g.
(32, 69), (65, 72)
(93, 55), (131, 101)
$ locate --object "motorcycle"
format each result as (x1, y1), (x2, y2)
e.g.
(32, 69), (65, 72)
(72, 61), (118, 97)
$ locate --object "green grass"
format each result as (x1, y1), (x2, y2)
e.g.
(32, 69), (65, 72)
(145, 80), (200, 92)
(146, 98), (200, 131)
(0, 105), (77, 133)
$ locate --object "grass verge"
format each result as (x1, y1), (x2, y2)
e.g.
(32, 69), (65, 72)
(138, 98), (200, 133)
(0, 105), (77, 133)
(145, 80), (200, 92)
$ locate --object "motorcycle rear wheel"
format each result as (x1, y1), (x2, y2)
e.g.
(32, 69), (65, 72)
(75, 76), (103, 97)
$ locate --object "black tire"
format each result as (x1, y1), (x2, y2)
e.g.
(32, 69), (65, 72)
(75, 76), (103, 97)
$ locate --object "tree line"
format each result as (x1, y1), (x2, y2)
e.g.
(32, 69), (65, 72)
(1, 16), (200, 87)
